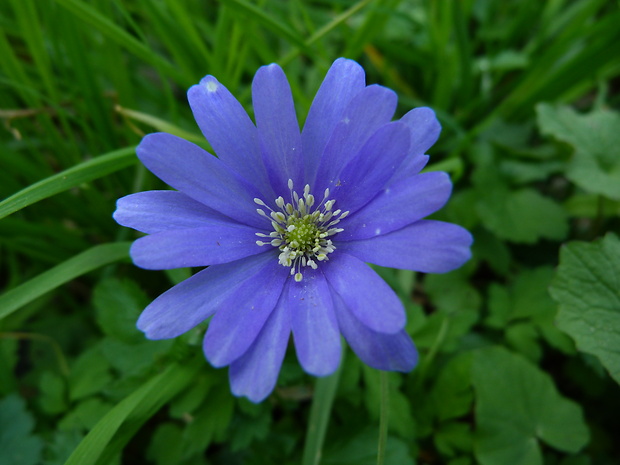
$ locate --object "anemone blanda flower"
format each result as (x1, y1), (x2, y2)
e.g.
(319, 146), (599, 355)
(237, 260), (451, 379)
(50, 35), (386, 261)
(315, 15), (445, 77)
(113, 58), (472, 402)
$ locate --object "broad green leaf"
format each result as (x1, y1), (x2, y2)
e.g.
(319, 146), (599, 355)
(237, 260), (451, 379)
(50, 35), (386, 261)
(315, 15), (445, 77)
(425, 267), (481, 311)
(93, 278), (149, 344)
(429, 353), (473, 423)
(101, 338), (173, 377)
(537, 104), (620, 200)
(146, 423), (184, 465)
(486, 267), (556, 327)
(549, 233), (620, 384)
(0, 242), (131, 320)
(182, 382), (235, 457)
(472, 347), (589, 465)
(477, 188), (568, 243)
(434, 421), (473, 458)
(0, 394), (44, 465)
(69, 344), (113, 401)
(323, 428), (415, 465)
(0, 147), (136, 219)
(362, 366), (415, 438)
(63, 359), (202, 465)
(38, 370), (68, 415)
(229, 407), (271, 452)
(59, 398), (113, 432)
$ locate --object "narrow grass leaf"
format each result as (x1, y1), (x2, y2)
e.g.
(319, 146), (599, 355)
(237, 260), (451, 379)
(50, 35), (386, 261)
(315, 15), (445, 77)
(0, 242), (131, 320)
(0, 146), (136, 219)
(302, 358), (343, 465)
(62, 359), (202, 465)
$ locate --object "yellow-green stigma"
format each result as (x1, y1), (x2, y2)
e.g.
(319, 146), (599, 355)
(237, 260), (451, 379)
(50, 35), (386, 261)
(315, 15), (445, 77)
(254, 179), (349, 282)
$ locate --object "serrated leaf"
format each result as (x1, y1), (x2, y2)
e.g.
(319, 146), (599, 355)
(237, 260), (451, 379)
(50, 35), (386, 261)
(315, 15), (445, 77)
(472, 347), (589, 465)
(549, 233), (620, 383)
(537, 104), (620, 200)
(0, 394), (43, 465)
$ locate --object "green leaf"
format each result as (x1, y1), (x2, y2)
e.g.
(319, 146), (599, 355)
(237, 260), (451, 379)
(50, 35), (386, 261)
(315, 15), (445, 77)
(69, 344), (113, 401)
(93, 278), (149, 344)
(472, 347), (589, 465)
(0, 242), (131, 321)
(0, 394), (44, 465)
(429, 353), (473, 423)
(63, 359), (202, 465)
(323, 428), (415, 465)
(146, 423), (184, 465)
(58, 398), (113, 432)
(537, 104), (620, 200)
(434, 421), (473, 458)
(302, 362), (343, 465)
(362, 366), (415, 438)
(477, 188), (568, 243)
(38, 370), (68, 415)
(549, 233), (620, 384)
(0, 147), (136, 220)
(52, 0), (185, 84)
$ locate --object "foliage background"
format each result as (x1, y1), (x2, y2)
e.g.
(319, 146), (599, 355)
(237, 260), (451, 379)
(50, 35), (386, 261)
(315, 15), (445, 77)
(1, 0), (619, 464)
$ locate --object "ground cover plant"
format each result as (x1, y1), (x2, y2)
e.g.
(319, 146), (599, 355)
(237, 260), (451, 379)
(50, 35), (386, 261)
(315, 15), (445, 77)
(1, 0), (619, 464)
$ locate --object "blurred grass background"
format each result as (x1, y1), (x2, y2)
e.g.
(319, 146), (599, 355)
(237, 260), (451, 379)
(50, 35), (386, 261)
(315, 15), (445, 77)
(1, 1), (620, 464)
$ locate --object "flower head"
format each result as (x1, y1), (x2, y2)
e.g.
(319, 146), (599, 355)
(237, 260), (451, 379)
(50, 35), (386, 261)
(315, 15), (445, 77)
(113, 58), (472, 402)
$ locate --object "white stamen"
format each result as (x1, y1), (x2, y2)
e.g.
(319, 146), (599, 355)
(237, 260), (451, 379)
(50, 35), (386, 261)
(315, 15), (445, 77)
(253, 181), (345, 281)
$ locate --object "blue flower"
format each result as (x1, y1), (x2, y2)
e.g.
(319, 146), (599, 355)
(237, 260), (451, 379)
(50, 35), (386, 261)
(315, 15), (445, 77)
(113, 58), (472, 402)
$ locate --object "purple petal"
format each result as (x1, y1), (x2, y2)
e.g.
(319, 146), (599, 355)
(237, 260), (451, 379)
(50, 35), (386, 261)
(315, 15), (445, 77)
(203, 259), (288, 367)
(229, 285), (291, 403)
(137, 133), (265, 229)
(333, 291), (417, 372)
(388, 154), (429, 185)
(337, 172), (452, 241)
(302, 58), (365, 181)
(252, 64), (303, 194)
(312, 85), (397, 195)
(136, 252), (276, 339)
(187, 76), (272, 198)
(331, 122), (410, 214)
(113, 190), (236, 234)
(290, 270), (341, 376)
(339, 220), (473, 273)
(323, 252), (405, 334)
(400, 107), (441, 156)
(130, 224), (266, 269)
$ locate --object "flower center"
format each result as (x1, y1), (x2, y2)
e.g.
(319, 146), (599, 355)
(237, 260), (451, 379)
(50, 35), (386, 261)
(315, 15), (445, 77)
(254, 179), (349, 282)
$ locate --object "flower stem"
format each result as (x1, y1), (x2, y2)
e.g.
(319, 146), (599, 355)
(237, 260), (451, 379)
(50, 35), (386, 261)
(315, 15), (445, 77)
(377, 370), (389, 465)
(301, 357), (343, 465)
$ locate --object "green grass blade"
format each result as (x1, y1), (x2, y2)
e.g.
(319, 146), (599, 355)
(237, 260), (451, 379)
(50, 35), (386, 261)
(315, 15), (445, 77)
(52, 0), (186, 85)
(63, 358), (202, 465)
(0, 242), (131, 320)
(301, 356), (343, 465)
(0, 146), (136, 220)
(220, 0), (308, 51)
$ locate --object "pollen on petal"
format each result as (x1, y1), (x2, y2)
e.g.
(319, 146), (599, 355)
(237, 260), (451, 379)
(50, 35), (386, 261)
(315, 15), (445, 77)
(205, 80), (219, 93)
